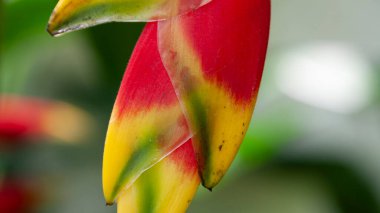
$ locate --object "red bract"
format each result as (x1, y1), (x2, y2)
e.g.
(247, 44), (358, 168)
(158, 0), (271, 188)
(47, 0), (271, 211)
(0, 180), (36, 213)
(0, 96), (90, 145)
(103, 24), (192, 203)
(0, 97), (48, 142)
(103, 24), (200, 211)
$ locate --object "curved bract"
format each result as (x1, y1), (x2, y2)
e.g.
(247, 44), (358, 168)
(158, 0), (270, 188)
(102, 23), (192, 204)
(117, 140), (199, 213)
(47, 0), (211, 36)
(47, 0), (271, 211)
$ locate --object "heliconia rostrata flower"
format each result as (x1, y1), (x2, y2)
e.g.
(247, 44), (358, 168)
(47, 0), (270, 211)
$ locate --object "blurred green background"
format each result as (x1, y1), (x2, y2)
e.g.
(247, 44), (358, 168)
(1, 0), (380, 212)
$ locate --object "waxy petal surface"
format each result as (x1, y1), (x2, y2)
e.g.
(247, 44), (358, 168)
(117, 140), (200, 213)
(158, 0), (271, 188)
(102, 23), (191, 203)
(47, 0), (211, 36)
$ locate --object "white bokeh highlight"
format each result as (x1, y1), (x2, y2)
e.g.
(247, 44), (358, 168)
(275, 42), (374, 114)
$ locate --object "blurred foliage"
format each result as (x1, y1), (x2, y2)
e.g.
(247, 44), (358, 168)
(190, 159), (380, 213)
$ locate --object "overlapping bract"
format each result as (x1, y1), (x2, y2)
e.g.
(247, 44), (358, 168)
(47, 0), (211, 36)
(117, 140), (199, 213)
(48, 0), (270, 211)
(102, 24), (192, 203)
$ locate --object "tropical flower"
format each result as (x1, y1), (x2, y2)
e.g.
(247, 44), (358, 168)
(0, 95), (90, 145)
(0, 179), (36, 213)
(47, 0), (270, 212)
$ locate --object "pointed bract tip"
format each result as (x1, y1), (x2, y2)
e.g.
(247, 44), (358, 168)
(205, 186), (213, 192)
(46, 18), (69, 37)
(106, 202), (114, 206)
(200, 175), (214, 192)
(46, 24), (58, 37)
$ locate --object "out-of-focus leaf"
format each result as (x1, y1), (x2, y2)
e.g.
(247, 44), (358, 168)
(3, 0), (55, 50)
(240, 104), (300, 167)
